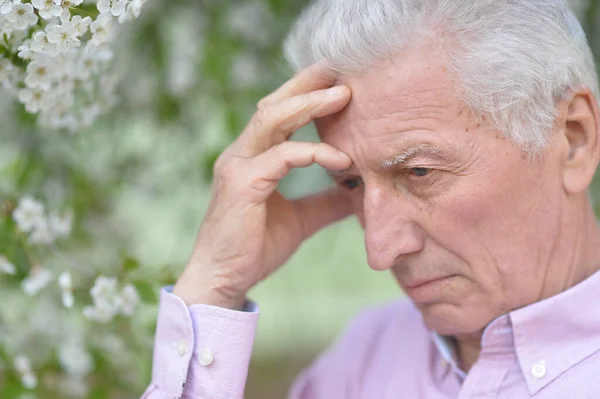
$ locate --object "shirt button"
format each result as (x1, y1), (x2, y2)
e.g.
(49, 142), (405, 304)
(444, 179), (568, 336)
(531, 360), (546, 378)
(199, 349), (214, 367)
(175, 339), (187, 357)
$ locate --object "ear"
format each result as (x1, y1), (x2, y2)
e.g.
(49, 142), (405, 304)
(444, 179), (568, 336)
(557, 87), (600, 195)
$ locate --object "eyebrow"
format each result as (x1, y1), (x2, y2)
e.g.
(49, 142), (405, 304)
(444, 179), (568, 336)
(380, 144), (447, 169)
(326, 143), (448, 178)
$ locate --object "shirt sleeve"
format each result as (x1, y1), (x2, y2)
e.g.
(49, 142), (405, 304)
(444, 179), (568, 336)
(142, 287), (259, 399)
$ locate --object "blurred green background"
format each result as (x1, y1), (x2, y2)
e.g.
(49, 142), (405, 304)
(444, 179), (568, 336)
(1, 0), (600, 398)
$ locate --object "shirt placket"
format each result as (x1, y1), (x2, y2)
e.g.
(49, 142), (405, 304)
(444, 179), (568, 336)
(457, 318), (515, 399)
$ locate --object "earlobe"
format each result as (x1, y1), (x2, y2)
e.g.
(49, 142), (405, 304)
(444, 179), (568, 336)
(560, 87), (600, 195)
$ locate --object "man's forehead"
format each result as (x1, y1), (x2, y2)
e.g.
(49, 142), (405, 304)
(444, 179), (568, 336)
(317, 48), (462, 142)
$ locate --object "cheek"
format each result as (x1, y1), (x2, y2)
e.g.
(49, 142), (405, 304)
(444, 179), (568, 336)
(429, 160), (559, 300)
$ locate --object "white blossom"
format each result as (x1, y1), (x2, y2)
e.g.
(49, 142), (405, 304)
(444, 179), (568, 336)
(46, 22), (81, 52)
(28, 218), (55, 244)
(22, 268), (53, 295)
(21, 373), (38, 389)
(0, 13), (14, 39)
(0, 0), (137, 131)
(58, 271), (74, 308)
(90, 275), (118, 300)
(0, 255), (16, 275)
(49, 210), (73, 237)
(0, 1), (38, 30)
(69, 15), (91, 36)
(13, 196), (45, 234)
(17, 41), (32, 59)
(14, 355), (31, 374)
(14, 355), (37, 389)
(117, 0), (145, 23)
(54, 0), (83, 18)
(83, 300), (117, 323)
(31, 0), (62, 19)
(97, 0), (126, 16)
(42, 89), (77, 131)
(90, 12), (114, 44)
(76, 42), (111, 79)
(58, 342), (93, 376)
(29, 30), (59, 56)
(24, 58), (55, 90)
(117, 283), (139, 316)
(0, 56), (18, 92)
(129, 0), (145, 17)
(18, 87), (52, 113)
(84, 276), (131, 322)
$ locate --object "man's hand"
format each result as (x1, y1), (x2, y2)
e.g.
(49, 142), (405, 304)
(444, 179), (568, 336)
(173, 63), (353, 310)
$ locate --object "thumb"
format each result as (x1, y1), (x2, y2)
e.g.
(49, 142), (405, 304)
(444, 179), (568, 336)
(292, 187), (354, 238)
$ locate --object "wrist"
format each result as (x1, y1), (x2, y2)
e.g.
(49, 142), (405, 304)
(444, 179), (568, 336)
(173, 269), (247, 310)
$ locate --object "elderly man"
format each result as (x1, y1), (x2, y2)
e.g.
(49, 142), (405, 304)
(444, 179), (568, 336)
(143, 0), (600, 398)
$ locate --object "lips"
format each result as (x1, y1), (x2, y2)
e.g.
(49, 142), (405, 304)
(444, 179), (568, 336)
(404, 276), (452, 290)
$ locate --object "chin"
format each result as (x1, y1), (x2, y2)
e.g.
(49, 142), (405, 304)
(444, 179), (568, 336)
(417, 302), (490, 336)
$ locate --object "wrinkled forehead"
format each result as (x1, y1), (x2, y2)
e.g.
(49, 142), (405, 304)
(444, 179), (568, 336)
(316, 46), (466, 143)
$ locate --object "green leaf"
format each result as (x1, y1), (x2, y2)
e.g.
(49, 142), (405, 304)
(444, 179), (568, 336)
(122, 256), (140, 272)
(131, 280), (158, 304)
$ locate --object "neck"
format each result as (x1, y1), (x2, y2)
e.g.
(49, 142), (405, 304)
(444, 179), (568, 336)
(455, 197), (600, 373)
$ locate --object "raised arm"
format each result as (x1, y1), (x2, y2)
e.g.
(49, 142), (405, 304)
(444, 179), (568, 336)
(143, 63), (354, 399)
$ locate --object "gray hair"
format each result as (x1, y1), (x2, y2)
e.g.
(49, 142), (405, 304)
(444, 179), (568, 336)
(284, 0), (600, 154)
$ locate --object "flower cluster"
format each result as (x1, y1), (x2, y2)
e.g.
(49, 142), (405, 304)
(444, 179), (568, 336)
(1, 193), (146, 393)
(0, 0), (147, 131)
(13, 354), (37, 389)
(12, 195), (72, 245)
(83, 275), (140, 322)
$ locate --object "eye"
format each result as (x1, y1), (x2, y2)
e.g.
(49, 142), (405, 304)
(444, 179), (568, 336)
(409, 167), (430, 177)
(341, 177), (363, 190)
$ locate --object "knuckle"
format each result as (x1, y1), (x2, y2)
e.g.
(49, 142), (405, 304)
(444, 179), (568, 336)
(213, 156), (238, 181)
(252, 106), (270, 129)
(256, 97), (271, 110)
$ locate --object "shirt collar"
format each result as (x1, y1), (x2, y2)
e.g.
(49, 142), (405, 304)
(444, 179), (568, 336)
(508, 268), (600, 395)
(431, 269), (600, 395)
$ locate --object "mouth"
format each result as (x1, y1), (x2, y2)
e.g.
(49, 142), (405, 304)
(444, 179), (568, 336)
(405, 276), (450, 289)
(402, 275), (456, 302)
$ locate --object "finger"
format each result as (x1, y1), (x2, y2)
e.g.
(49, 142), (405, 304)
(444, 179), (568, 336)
(258, 61), (337, 109)
(251, 141), (351, 183)
(232, 85), (351, 157)
(292, 187), (354, 239)
(238, 141), (351, 201)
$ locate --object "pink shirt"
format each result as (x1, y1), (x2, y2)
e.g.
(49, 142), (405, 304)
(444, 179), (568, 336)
(142, 269), (600, 398)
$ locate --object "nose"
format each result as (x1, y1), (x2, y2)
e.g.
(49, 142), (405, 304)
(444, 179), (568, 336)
(361, 184), (425, 271)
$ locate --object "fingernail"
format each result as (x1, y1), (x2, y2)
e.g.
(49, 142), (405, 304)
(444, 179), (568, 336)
(326, 86), (348, 97)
